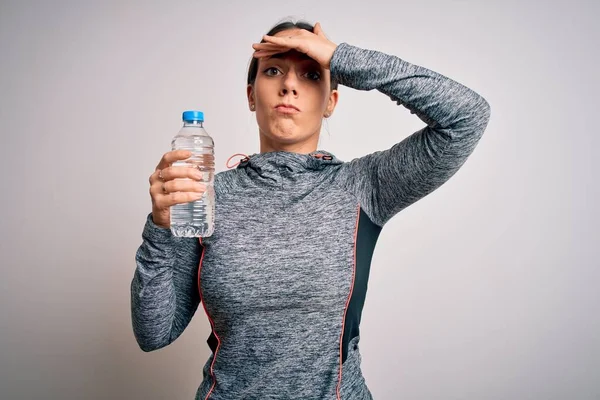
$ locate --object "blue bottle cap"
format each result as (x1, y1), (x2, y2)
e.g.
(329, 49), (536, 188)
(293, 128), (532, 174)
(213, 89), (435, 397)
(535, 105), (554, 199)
(182, 110), (204, 122)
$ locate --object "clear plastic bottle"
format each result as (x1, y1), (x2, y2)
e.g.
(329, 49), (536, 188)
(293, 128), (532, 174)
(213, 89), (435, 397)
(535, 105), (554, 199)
(170, 110), (215, 237)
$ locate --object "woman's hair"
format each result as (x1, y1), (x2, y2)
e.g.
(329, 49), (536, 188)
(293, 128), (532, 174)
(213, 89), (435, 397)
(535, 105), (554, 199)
(246, 20), (339, 90)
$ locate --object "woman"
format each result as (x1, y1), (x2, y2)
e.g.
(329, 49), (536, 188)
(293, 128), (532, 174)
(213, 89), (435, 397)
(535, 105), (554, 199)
(132, 20), (491, 400)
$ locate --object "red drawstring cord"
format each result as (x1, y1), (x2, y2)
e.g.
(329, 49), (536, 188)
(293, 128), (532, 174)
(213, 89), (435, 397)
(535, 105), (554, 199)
(226, 153), (249, 169)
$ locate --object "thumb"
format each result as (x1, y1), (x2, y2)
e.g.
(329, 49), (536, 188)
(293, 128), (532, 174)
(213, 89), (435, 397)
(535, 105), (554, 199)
(314, 22), (326, 37)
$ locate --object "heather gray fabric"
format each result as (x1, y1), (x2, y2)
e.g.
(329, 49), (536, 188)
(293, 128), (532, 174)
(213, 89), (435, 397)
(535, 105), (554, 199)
(131, 42), (491, 399)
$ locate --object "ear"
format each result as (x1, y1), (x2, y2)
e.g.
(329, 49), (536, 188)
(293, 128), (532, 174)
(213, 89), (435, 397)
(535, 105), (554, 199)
(324, 89), (339, 118)
(247, 84), (255, 111)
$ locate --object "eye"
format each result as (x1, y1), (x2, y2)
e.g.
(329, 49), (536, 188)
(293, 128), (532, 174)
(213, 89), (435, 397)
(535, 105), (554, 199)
(263, 67), (281, 76)
(305, 70), (321, 81)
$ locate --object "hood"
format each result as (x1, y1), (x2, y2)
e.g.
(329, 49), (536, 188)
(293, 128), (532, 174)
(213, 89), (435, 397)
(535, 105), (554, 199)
(237, 150), (342, 172)
(231, 150), (344, 187)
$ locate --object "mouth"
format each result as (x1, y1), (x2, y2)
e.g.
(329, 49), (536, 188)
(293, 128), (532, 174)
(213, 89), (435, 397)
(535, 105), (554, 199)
(274, 103), (300, 114)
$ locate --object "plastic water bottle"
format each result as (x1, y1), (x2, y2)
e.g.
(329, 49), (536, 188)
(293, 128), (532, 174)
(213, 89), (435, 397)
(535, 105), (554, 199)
(170, 110), (215, 238)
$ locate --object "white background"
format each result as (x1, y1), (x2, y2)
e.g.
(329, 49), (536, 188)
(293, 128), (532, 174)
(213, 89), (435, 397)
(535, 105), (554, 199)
(1, 0), (598, 399)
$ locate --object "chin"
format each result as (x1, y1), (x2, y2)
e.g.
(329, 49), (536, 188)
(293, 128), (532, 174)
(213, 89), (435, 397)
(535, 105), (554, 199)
(260, 128), (308, 146)
(264, 122), (302, 139)
(268, 132), (302, 143)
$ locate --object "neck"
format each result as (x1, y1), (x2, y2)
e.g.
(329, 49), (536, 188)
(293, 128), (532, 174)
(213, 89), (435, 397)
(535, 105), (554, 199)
(259, 130), (319, 154)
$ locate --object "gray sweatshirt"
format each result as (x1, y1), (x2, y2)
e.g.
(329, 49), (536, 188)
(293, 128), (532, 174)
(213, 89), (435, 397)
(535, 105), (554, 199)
(131, 42), (491, 400)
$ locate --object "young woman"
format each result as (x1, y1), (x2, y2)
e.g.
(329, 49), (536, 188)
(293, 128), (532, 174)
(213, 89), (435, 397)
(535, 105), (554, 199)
(132, 20), (491, 400)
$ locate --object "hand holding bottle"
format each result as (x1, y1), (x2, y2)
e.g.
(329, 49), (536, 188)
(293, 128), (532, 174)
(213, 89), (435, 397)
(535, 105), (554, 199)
(149, 150), (207, 229)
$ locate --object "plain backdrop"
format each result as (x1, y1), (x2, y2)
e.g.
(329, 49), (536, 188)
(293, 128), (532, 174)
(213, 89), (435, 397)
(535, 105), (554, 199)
(1, 0), (598, 399)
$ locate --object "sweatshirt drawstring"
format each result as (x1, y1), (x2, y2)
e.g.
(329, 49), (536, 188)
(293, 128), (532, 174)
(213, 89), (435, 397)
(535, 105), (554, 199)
(226, 152), (333, 169)
(226, 153), (249, 169)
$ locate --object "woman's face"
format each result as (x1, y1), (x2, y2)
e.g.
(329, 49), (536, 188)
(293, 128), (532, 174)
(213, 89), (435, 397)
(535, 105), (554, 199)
(247, 28), (338, 151)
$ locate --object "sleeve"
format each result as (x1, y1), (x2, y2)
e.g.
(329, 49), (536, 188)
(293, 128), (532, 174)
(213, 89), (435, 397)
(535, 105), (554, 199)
(130, 212), (202, 352)
(330, 42), (491, 228)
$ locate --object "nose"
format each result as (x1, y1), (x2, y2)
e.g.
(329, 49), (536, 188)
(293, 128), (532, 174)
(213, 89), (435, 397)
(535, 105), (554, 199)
(281, 87), (297, 96)
(279, 70), (298, 97)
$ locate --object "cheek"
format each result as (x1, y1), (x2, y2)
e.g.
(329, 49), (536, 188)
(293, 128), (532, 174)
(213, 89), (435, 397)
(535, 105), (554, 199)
(296, 85), (328, 113)
(313, 82), (330, 106)
(254, 78), (274, 102)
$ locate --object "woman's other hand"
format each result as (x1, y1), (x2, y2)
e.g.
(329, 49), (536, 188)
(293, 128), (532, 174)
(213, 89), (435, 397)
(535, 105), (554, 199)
(251, 22), (337, 70)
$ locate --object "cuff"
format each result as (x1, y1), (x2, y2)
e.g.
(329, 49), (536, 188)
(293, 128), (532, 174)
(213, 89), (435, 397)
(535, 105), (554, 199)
(142, 212), (174, 244)
(329, 42), (364, 87)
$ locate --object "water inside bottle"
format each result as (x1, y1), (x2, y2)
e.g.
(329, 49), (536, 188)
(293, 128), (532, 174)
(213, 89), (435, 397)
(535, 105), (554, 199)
(170, 139), (215, 237)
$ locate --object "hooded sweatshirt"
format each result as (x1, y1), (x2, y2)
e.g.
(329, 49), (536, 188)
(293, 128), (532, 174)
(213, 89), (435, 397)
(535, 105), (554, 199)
(131, 42), (491, 400)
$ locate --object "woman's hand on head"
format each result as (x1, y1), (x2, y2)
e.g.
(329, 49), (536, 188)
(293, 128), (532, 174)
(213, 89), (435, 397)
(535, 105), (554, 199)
(252, 22), (338, 70)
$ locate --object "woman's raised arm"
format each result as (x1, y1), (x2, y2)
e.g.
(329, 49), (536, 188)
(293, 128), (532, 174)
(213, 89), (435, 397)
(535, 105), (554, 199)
(331, 42), (491, 227)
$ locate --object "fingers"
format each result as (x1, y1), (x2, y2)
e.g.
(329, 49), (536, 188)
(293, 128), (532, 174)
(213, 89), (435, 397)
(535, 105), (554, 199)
(257, 24), (324, 49)
(150, 179), (207, 209)
(151, 149), (199, 185)
(156, 179), (206, 197)
(150, 149), (207, 208)
(260, 31), (312, 59)
(252, 42), (288, 59)
(153, 164), (203, 183)
(255, 28), (313, 56)
(262, 34), (294, 46)
(155, 149), (192, 171)
(253, 50), (284, 59)
(252, 42), (286, 51)
(154, 191), (206, 209)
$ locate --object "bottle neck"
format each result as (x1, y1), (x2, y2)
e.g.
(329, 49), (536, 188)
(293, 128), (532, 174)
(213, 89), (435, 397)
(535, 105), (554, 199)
(183, 120), (204, 128)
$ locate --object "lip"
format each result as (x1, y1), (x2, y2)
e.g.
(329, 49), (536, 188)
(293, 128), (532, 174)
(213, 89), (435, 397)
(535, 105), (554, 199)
(274, 103), (300, 114)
